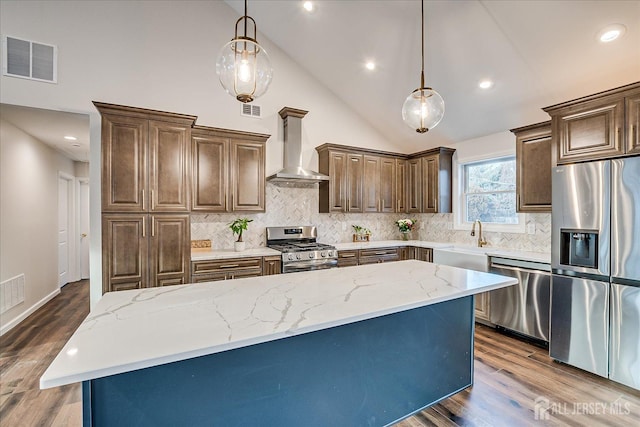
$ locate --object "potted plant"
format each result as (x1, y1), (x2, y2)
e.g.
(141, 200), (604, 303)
(229, 218), (253, 251)
(352, 225), (372, 242)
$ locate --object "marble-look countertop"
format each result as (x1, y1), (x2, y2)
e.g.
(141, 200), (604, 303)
(333, 240), (453, 250)
(191, 247), (281, 261)
(40, 260), (516, 389)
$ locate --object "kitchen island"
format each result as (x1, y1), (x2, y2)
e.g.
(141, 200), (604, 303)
(41, 260), (516, 426)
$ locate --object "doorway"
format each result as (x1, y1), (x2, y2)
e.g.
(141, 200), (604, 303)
(58, 172), (75, 287)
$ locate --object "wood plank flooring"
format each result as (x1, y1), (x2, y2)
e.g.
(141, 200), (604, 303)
(1, 280), (639, 426)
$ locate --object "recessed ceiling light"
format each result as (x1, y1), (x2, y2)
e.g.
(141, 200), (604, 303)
(598, 24), (626, 42)
(303, 1), (313, 12)
(64, 135), (77, 141)
(478, 80), (493, 89)
(365, 61), (376, 71)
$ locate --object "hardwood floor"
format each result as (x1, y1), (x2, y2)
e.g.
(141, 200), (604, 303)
(1, 281), (639, 426)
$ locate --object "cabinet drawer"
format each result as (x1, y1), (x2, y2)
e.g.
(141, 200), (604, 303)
(192, 257), (262, 275)
(358, 247), (399, 258)
(337, 250), (359, 267)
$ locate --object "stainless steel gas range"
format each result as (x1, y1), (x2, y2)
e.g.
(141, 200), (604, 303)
(266, 226), (338, 273)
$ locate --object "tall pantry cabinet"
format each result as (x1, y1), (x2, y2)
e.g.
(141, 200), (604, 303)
(95, 102), (195, 293)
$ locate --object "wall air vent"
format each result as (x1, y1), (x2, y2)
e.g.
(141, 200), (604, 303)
(2, 35), (57, 83)
(240, 103), (261, 118)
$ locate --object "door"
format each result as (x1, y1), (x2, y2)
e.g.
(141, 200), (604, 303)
(150, 214), (190, 287)
(379, 157), (396, 213)
(549, 275), (609, 377)
(407, 158), (421, 213)
(328, 151), (347, 212)
(346, 154), (363, 212)
(609, 283), (640, 390)
(231, 140), (265, 211)
(191, 133), (228, 211)
(422, 155), (438, 213)
(611, 157), (640, 281)
(79, 179), (90, 279)
(626, 93), (640, 154)
(363, 155), (380, 212)
(58, 173), (73, 287)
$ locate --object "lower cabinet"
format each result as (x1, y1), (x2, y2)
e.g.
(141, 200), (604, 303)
(475, 292), (491, 323)
(337, 250), (359, 267)
(262, 256), (282, 275)
(415, 247), (433, 262)
(102, 214), (190, 293)
(338, 246), (434, 267)
(191, 257), (263, 282)
(358, 247), (400, 265)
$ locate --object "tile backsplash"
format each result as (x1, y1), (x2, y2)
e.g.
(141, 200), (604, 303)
(191, 183), (551, 253)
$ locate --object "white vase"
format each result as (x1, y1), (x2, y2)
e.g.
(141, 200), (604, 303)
(234, 241), (246, 252)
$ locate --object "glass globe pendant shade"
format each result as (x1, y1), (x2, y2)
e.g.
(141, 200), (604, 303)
(216, 37), (272, 103)
(401, 87), (445, 133)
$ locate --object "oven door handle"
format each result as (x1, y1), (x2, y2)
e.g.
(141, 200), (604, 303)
(283, 259), (338, 272)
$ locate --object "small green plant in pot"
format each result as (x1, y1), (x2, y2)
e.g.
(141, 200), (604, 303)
(229, 218), (253, 251)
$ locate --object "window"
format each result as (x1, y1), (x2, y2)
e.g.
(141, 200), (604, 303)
(462, 156), (518, 225)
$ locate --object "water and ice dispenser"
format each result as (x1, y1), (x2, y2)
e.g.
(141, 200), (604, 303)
(559, 229), (598, 269)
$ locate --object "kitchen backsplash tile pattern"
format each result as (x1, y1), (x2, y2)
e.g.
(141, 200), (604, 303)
(191, 184), (551, 253)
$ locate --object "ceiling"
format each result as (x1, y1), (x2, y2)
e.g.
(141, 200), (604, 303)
(227, 0), (640, 152)
(1, 104), (90, 162)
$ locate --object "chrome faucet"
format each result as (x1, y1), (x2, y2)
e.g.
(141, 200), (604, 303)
(470, 220), (488, 247)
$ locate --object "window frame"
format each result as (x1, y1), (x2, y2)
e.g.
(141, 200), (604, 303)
(453, 153), (525, 233)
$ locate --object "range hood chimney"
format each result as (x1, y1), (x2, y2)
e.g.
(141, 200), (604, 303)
(267, 107), (329, 184)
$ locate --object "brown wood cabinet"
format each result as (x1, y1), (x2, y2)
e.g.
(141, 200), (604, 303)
(102, 214), (190, 293)
(96, 103), (195, 213)
(191, 257), (263, 282)
(543, 82), (640, 164)
(346, 154), (364, 212)
(337, 250), (359, 267)
(512, 121), (552, 212)
(395, 159), (407, 213)
(406, 158), (422, 214)
(363, 155), (396, 213)
(416, 148), (455, 214)
(358, 247), (400, 265)
(415, 247), (433, 262)
(191, 126), (269, 212)
(262, 256), (282, 275)
(627, 91), (640, 154)
(318, 147), (363, 213)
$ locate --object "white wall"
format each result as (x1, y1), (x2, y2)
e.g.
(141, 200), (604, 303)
(0, 0), (408, 307)
(0, 119), (75, 334)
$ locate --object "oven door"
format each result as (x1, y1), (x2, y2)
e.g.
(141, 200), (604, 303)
(282, 259), (338, 273)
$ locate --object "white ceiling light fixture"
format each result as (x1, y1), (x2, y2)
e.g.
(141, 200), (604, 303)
(479, 80), (493, 90)
(216, 0), (273, 103)
(303, 1), (313, 12)
(401, 0), (444, 134)
(365, 61), (376, 71)
(64, 135), (77, 141)
(598, 24), (626, 43)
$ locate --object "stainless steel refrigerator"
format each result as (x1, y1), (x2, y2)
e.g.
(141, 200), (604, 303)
(551, 156), (640, 390)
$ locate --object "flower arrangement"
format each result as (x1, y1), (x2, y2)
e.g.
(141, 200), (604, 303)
(352, 225), (372, 242)
(396, 218), (417, 233)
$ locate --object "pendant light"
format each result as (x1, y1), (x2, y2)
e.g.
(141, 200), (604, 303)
(216, 0), (273, 103)
(401, 0), (444, 133)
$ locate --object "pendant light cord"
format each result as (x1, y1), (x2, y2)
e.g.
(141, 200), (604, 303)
(243, 0), (248, 37)
(420, 0), (425, 89)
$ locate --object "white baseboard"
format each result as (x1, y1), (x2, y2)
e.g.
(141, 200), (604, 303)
(0, 288), (61, 336)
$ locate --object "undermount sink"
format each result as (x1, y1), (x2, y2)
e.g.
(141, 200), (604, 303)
(432, 246), (489, 272)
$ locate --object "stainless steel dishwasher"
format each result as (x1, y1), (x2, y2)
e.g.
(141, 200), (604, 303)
(489, 257), (551, 342)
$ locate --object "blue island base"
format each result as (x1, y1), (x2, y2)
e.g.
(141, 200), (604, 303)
(83, 296), (474, 426)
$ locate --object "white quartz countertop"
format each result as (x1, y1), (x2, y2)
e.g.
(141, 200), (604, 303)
(41, 260), (516, 389)
(333, 240), (452, 250)
(191, 247), (281, 261)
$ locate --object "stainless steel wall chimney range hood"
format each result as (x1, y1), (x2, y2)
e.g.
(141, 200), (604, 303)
(267, 107), (329, 184)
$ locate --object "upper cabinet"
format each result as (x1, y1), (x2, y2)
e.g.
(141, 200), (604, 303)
(96, 103), (195, 213)
(316, 144), (455, 214)
(191, 126), (269, 213)
(512, 121), (552, 212)
(543, 82), (640, 164)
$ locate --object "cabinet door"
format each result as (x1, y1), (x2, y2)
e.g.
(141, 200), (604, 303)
(475, 292), (491, 322)
(516, 125), (552, 212)
(346, 154), (363, 212)
(626, 92), (640, 154)
(192, 134), (229, 211)
(407, 158), (422, 213)
(337, 250), (359, 267)
(379, 157), (396, 213)
(422, 155), (439, 213)
(148, 121), (191, 212)
(556, 96), (625, 163)
(262, 256), (282, 275)
(149, 214), (190, 287)
(327, 151), (347, 212)
(396, 159), (407, 213)
(231, 140), (265, 211)
(417, 247), (433, 262)
(363, 155), (380, 212)
(102, 214), (148, 292)
(101, 115), (148, 212)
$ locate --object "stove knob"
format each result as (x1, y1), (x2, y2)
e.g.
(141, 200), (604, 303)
(321, 252), (326, 257)
(328, 251), (334, 257)
(288, 254), (294, 261)
(309, 252), (314, 259)
(296, 254), (301, 260)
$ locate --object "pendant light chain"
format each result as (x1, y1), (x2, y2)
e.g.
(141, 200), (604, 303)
(420, 0), (425, 89)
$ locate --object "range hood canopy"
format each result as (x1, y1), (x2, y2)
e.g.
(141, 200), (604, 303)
(267, 107), (329, 183)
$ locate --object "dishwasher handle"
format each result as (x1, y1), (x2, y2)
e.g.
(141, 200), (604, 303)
(489, 257), (551, 273)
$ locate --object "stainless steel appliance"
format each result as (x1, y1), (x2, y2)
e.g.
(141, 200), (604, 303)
(551, 156), (640, 390)
(489, 257), (551, 342)
(266, 226), (338, 273)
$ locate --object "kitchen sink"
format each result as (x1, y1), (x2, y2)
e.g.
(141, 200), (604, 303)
(432, 246), (489, 272)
